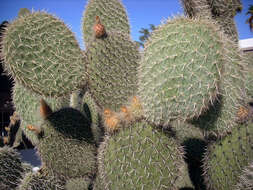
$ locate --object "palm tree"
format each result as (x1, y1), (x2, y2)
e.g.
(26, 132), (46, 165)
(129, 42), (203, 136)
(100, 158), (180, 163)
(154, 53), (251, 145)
(246, 5), (253, 31)
(137, 24), (156, 48)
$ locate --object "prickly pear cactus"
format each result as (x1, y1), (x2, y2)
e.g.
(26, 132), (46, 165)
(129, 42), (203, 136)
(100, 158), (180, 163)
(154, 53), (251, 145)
(97, 120), (194, 189)
(18, 167), (65, 190)
(13, 82), (69, 145)
(1, 11), (87, 97)
(82, 0), (130, 45)
(0, 146), (31, 190)
(236, 161), (253, 190)
(86, 30), (140, 112)
(203, 122), (253, 190)
(138, 17), (224, 126)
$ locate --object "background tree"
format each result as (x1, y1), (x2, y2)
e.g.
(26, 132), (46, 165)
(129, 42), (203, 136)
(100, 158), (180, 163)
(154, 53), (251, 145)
(246, 4), (253, 31)
(136, 24), (156, 48)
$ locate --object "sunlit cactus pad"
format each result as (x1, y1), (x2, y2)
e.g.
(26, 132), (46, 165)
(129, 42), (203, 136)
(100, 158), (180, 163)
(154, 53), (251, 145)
(138, 17), (224, 126)
(2, 11), (87, 97)
(82, 0), (130, 45)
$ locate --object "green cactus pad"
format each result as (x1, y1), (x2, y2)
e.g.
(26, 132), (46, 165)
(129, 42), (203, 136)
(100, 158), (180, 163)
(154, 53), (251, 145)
(70, 90), (104, 145)
(138, 17), (224, 126)
(97, 121), (193, 189)
(2, 11), (87, 97)
(207, 0), (242, 16)
(13, 82), (69, 145)
(18, 8), (31, 18)
(65, 177), (91, 190)
(244, 53), (253, 99)
(38, 107), (97, 179)
(82, 0), (130, 45)
(203, 122), (253, 190)
(18, 168), (65, 190)
(0, 146), (25, 190)
(236, 162), (253, 190)
(180, 0), (212, 18)
(86, 31), (140, 112)
(191, 40), (247, 136)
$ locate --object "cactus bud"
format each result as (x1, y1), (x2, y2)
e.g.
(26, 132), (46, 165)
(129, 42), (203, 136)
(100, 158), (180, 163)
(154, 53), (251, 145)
(93, 16), (106, 38)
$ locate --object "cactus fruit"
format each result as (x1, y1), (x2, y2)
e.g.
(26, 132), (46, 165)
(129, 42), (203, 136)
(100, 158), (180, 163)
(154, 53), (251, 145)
(36, 100), (97, 179)
(97, 120), (194, 189)
(82, 0), (130, 45)
(1, 11), (87, 97)
(13, 82), (69, 145)
(86, 31), (140, 112)
(138, 17), (226, 126)
(203, 122), (253, 190)
(236, 162), (253, 190)
(0, 146), (27, 190)
(93, 16), (106, 38)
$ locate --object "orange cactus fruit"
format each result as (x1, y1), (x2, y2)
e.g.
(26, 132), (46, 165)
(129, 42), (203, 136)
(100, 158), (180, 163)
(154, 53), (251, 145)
(27, 125), (41, 135)
(40, 99), (52, 119)
(120, 105), (133, 123)
(3, 136), (9, 144)
(236, 106), (250, 123)
(128, 96), (143, 119)
(93, 16), (106, 38)
(103, 109), (120, 133)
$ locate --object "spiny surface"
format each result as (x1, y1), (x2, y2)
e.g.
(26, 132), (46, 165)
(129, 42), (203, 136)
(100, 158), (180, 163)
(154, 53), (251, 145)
(2, 11), (87, 97)
(138, 17), (223, 126)
(13, 82), (69, 145)
(191, 40), (247, 136)
(86, 31), (140, 112)
(236, 162), (253, 190)
(82, 0), (130, 45)
(180, 0), (212, 18)
(18, 168), (65, 190)
(203, 122), (253, 190)
(0, 146), (24, 190)
(97, 121), (193, 189)
(38, 108), (97, 179)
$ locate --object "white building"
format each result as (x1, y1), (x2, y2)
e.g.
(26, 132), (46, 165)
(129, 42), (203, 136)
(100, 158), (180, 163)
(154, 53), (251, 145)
(239, 38), (253, 52)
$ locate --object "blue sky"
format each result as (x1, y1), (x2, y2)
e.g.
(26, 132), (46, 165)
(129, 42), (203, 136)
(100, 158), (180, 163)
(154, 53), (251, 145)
(1, 0), (252, 49)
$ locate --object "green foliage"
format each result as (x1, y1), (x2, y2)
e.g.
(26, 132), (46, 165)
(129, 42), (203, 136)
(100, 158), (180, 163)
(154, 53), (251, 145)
(137, 24), (156, 48)
(246, 5), (253, 31)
